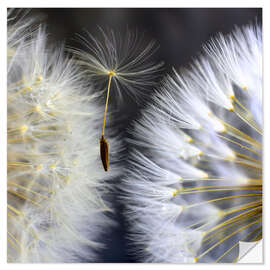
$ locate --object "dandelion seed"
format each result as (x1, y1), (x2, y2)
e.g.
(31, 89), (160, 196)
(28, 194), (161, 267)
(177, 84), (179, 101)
(73, 28), (163, 171)
(124, 23), (262, 263)
(100, 134), (109, 171)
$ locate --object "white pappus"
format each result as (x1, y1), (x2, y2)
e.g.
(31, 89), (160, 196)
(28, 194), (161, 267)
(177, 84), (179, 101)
(123, 23), (262, 263)
(7, 12), (118, 262)
(72, 27), (164, 102)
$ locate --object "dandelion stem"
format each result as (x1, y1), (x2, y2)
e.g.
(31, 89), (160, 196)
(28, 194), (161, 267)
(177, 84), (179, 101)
(8, 234), (21, 252)
(196, 218), (261, 260)
(233, 105), (262, 135)
(8, 181), (50, 200)
(186, 193), (261, 209)
(185, 200), (261, 233)
(8, 189), (40, 206)
(8, 231), (22, 247)
(216, 226), (262, 262)
(220, 118), (262, 149)
(204, 206), (262, 238)
(8, 212), (39, 242)
(217, 134), (260, 156)
(8, 204), (24, 217)
(100, 71), (114, 171)
(102, 72), (114, 136)
(181, 185), (262, 195)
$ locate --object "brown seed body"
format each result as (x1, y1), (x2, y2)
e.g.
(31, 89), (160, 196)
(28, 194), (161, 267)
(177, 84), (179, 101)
(100, 135), (109, 171)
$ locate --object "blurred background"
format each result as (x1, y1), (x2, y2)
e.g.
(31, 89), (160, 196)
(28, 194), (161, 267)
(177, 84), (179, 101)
(17, 8), (262, 262)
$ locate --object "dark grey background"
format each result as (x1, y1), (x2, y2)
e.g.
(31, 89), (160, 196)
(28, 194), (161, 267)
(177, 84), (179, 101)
(22, 8), (262, 262)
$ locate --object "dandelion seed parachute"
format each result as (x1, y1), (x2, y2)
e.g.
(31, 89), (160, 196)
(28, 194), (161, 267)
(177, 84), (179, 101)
(7, 12), (117, 262)
(124, 24), (262, 263)
(72, 28), (163, 171)
(73, 28), (164, 101)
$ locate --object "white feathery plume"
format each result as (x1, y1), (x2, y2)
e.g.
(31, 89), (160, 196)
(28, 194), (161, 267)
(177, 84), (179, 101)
(123, 24), (262, 263)
(7, 13), (117, 262)
(73, 28), (164, 101)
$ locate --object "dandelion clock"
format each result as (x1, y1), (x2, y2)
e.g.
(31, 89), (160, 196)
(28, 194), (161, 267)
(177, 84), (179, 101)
(7, 11), (117, 262)
(124, 24), (262, 263)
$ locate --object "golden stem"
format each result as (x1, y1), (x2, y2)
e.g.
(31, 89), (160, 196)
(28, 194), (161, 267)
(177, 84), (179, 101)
(216, 225), (262, 262)
(102, 72), (114, 136)
(217, 134), (260, 156)
(197, 218), (262, 260)
(235, 152), (261, 163)
(233, 105), (262, 135)
(8, 181), (50, 200)
(221, 118), (261, 149)
(100, 72), (115, 172)
(187, 193), (261, 209)
(8, 189), (40, 206)
(181, 185), (262, 195)
(7, 204), (24, 217)
(204, 206), (261, 238)
(185, 200), (261, 231)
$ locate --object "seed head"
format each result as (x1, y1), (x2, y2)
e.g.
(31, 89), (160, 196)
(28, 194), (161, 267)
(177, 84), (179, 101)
(124, 24), (262, 263)
(7, 13), (116, 262)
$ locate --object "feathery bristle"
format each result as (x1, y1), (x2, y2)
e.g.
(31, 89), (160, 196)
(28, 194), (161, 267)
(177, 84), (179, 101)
(72, 28), (164, 101)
